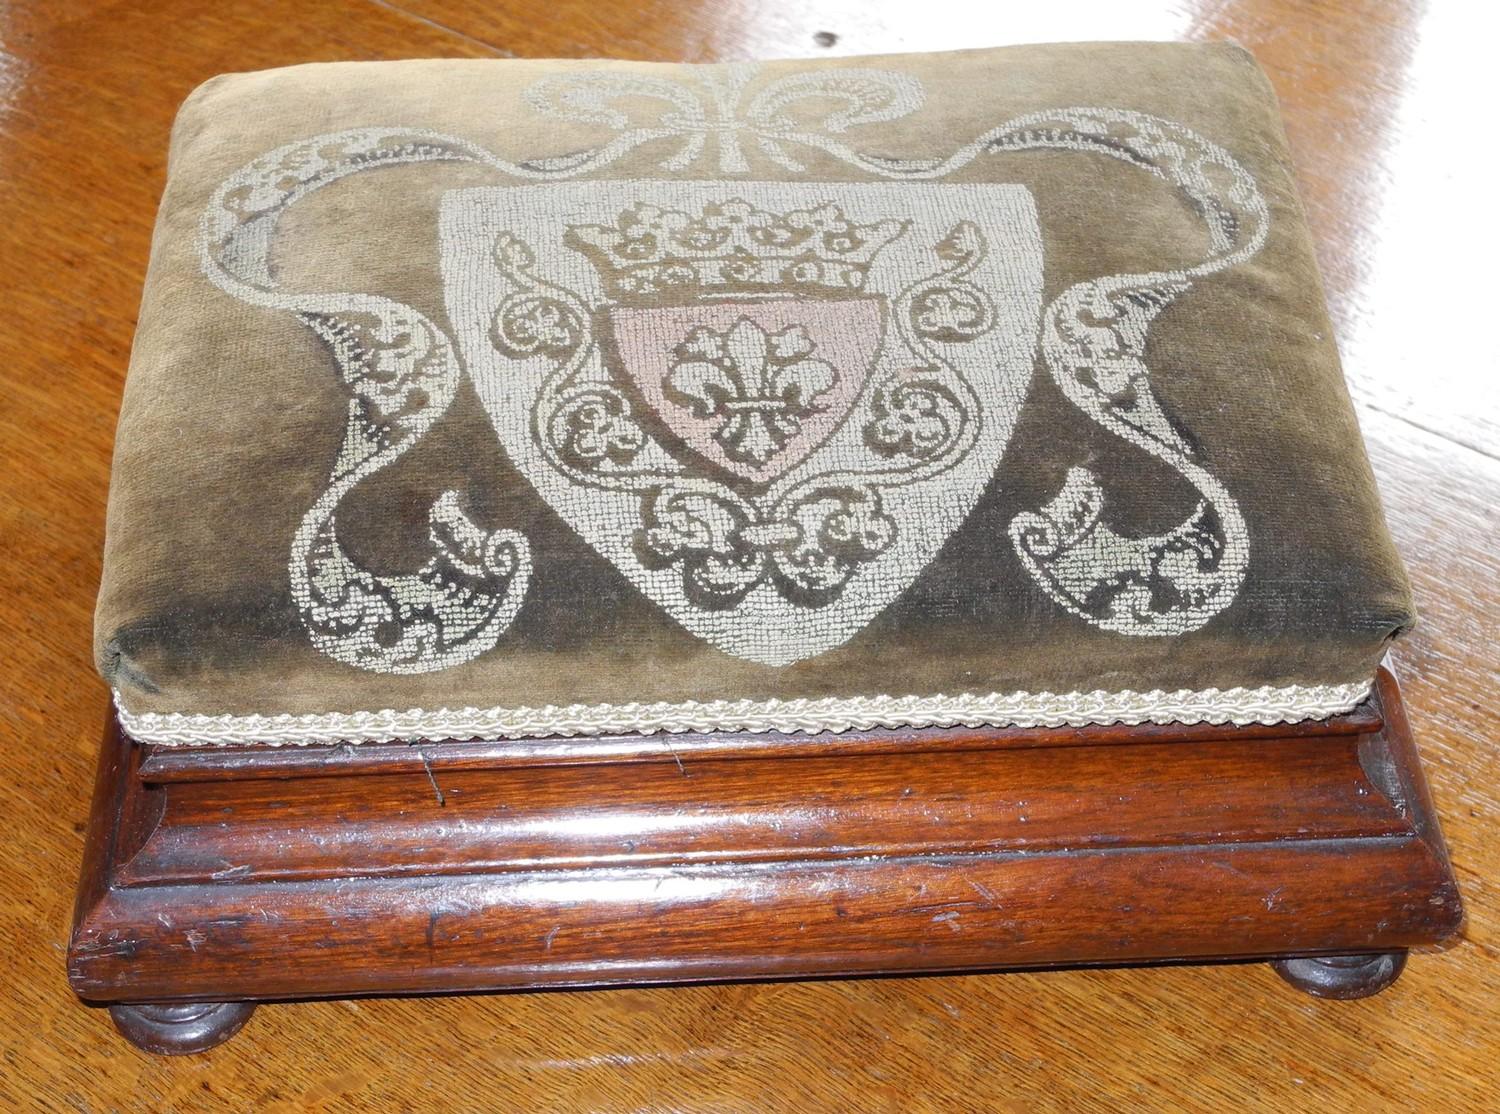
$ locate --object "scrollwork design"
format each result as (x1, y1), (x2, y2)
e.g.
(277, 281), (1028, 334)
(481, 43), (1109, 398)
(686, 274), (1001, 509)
(199, 129), (554, 673)
(634, 483), (897, 609)
(984, 109), (1265, 635)
(864, 378), (966, 460)
(549, 389), (648, 468)
(910, 286), (992, 342)
(491, 293), (584, 359)
(855, 221), (988, 469)
(524, 65), (926, 175)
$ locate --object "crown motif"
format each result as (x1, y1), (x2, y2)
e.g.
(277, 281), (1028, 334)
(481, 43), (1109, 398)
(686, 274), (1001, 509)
(565, 199), (907, 301)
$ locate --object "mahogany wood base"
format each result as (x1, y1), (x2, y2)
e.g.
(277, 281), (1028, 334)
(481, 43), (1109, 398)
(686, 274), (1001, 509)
(70, 669), (1462, 1054)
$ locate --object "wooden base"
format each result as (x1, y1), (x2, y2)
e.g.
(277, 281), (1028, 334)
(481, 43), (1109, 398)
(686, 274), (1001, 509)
(70, 669), (1462, 1053)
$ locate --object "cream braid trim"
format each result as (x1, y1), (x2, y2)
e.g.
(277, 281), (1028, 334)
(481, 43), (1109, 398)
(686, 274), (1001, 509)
(115, 680), (1372, 748)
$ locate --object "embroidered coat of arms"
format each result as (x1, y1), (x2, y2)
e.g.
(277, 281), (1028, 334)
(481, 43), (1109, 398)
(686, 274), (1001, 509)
(442, 181), (1042, 664)
(195, 64), (1273, 678)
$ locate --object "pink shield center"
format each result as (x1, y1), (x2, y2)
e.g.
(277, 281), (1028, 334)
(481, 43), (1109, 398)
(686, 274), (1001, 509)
(609, 297), (885, 484)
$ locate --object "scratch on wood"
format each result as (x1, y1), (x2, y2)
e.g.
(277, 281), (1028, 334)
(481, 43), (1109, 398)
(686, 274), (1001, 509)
(660, 737), (688, 777)
(419, 749), (447, 806)
(967, 879), (998, 904)
(73, 937), (139, 960)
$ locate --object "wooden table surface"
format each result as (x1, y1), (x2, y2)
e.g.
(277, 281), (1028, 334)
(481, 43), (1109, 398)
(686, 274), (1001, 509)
(2, 1), (1495, 1110)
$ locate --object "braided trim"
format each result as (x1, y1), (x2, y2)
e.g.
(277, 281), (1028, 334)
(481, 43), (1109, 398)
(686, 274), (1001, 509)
(114, 680), (1371, 748)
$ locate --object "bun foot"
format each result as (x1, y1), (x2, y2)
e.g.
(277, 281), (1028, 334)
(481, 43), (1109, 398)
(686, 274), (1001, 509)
(1271, 951), (1408, 1000)
(108, 1001), (256, 1054)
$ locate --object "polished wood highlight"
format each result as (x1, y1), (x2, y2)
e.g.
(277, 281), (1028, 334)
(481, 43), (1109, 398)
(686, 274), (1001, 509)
(3, 1), (1496, 1109)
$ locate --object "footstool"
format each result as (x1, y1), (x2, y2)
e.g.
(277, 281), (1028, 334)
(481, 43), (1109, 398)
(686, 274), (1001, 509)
(72, 42), (1462, 1054)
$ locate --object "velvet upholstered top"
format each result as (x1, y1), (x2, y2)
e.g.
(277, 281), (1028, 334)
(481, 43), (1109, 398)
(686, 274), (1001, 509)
(95, 42), (1412, 747)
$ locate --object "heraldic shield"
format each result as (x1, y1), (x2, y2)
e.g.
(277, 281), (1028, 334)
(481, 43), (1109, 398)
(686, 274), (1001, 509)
(440, 181), (1045, 666)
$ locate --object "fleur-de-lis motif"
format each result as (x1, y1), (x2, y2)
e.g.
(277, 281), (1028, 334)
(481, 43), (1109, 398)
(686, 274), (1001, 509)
(524, 65), (925, 175)
(665, 317), (837, 467)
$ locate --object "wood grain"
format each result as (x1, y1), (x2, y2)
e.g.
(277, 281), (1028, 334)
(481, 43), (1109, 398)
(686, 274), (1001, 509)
(66, 676), (1459, 1008)
(2, 0), (1495, 1110)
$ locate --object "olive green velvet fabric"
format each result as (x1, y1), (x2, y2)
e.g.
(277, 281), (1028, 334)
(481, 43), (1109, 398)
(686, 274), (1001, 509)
(95, 42), (1411, 741)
